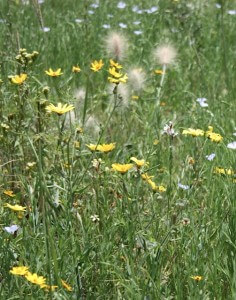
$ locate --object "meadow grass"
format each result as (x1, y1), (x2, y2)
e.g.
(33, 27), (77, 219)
(0, 0), (235, 299)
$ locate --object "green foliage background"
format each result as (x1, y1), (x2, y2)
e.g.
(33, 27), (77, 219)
(0, 0), (235, 299)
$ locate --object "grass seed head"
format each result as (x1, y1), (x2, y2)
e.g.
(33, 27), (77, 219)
(128, 68), (146, 92)
(105, 32), (128, 61)
(153, 44), (177, 66)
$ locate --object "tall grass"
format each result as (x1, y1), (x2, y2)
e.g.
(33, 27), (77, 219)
(0, 0), (235, 298)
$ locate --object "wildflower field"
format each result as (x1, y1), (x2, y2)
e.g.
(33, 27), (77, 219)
(0, 0), (236, 299)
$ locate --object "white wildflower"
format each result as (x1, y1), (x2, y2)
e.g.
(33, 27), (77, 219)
(196, 98), (208, 107)
(227, 141), (236, 150)
(117, 1), (126, 9)
(134, 30), (142, 35)
(178, 183), (190, 190)
(4, 225), (19, 234)
(205, 153), (216, 161)
(90, 214), (100, 222)
(162, 121), (178, 137)
(119, 23), (127, 29)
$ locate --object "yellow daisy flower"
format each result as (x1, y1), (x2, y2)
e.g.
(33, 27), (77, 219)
(40, 284), (58, 291)
(4, 203), (27, 212)
(61, 279), (72, 291)
(109, 59), (122, 69)
(90, 59), (104, 72)
(72, 66), (81, 73)
(191, 276), (203, 281)
(111, 163), (133, 174)
(108, 67), (123, 78)
(214, 167), (234, 176)
(86, 143), (116, 153)
(86, 144), (98, 151)
(141, 173), (154, 181)
(9, 73), (27, 85)
(130, 157), (147, 168)
(154, 69), (165, 75)
(97, 143), (116, 153)
(3, 190), (15, 197)
(10, 266), (29, 276)
(146, 179), (166, 192)
(205, 126), (223, 143)
(153, 139), (159, 145)
(182, 128), (204, 137)
(45, 103), (74, 115)
(25, 272), (46, 286)
(158, 185), (167, 192)
(45, 68), (63, 77)
(108, 74), (128, 84)
(131, 95), (139, 100)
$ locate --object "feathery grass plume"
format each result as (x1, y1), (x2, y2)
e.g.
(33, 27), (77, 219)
(105, 32), (128, 61)
(128, 68), (146, 92)
(153, 44), (177, 66)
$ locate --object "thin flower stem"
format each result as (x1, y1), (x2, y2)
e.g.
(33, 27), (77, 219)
(156, 64), (166, 107)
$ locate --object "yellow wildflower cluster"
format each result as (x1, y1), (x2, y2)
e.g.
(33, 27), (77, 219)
(86, 143), (116, 153)
(141, 173), (166, 192)
(182, 128), (204, 137)
(4, 203), (26, 212)
(9, 266), (72, 292)
(108, 59), (128, 84)
(214, 167), (234, 176)
(15, 48), (39, 66)
(205, 126), (223, 143)
(182, 126), (223, 142)
(3, 190), (15, 197)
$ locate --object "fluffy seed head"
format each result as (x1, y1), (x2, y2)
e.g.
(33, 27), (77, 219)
(105, 32), (128, 61)
(153, 44), (177, 66)
(128, 68), (146, 92)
